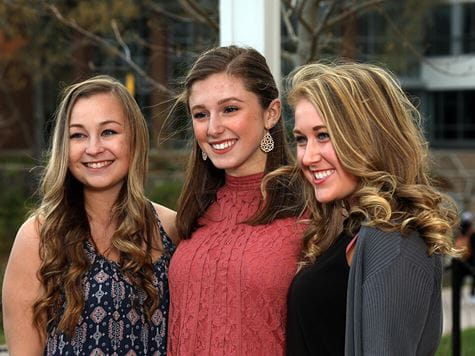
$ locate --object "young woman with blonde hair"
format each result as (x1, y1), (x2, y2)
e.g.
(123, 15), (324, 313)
(2, 75), (177, 355)
(282, 63), (458, 355)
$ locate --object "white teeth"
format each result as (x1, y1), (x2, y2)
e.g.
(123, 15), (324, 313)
(211, 140), (235, 150)
(313, 169), (334, 180)
(86, 161), (111, 169)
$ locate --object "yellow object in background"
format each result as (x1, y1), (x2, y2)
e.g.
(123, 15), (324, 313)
(125, 73), (135, 96)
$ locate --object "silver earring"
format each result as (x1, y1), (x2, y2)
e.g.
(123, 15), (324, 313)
(260, 131), (274, 153)
(201, 150), (208, 161)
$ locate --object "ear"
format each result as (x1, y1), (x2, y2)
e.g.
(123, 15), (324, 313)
(263, 98), (281, 130)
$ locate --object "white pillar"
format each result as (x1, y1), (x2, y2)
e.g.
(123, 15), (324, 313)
(219, 0), (281, 85)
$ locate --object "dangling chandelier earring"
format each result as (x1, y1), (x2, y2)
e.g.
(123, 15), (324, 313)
(260, 131), (274, 153)
(201, 150), (208, 161)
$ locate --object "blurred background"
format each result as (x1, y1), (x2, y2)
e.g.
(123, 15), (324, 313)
(1, 0), (474, 354)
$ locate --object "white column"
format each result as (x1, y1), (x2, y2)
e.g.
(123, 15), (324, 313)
(219, 0), (281, 85)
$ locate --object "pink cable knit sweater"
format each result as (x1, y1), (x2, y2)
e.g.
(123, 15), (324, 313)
(168, 173), (304, 356)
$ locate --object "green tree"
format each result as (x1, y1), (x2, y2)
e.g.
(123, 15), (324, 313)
(0, 0), (219, 152)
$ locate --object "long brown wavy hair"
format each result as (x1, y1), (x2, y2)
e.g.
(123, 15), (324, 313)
(272, 62), (458, 267)
(32, 75), (161, 336)
(175, 45), (305, 238)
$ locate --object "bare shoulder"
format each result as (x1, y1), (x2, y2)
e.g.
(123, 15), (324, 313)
(9, 216), (42, 260)
(3, 215), (42, 286)
(3, 215), (44, 353)
(151, 202), (179, 245)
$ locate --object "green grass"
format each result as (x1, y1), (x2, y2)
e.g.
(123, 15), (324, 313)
(437, 328), (475, 355)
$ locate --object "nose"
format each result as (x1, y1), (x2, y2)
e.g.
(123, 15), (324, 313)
(85, 136), (105, 155)
(207, 114), (224, 137)
(301, 140), (321, 167)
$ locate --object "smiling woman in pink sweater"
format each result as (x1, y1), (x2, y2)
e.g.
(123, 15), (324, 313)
(167, 45), (305, 356)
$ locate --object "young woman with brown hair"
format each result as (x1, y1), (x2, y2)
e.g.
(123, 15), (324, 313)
(167, 45), (305, 355)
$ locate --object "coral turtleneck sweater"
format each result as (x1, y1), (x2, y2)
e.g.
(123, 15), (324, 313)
(168, 173), (304, 356)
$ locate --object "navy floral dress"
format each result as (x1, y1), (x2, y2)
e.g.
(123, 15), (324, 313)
(45, 215), (175, 356)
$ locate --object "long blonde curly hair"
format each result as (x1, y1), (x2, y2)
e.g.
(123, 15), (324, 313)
(32, 75), (161, 336)
(280, 62), (458, 267)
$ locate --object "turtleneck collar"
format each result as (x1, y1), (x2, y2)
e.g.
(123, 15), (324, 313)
(224, 172), (264, 191)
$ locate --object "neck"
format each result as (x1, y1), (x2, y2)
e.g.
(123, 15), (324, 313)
(83, 186), (121, 225)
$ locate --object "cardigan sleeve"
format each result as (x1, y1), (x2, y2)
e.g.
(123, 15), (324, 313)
(360, 256), (437, 355)
(345, 226), (443, 356)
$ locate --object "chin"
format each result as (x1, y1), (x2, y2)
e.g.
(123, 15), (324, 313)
(210, 160), (238, 172)
(313, 190), (334, 204)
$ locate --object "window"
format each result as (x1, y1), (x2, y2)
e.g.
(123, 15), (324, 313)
(463, 3), (475, 53)
(429, 90), (475, 147)
(425, 5), (451, 56)
(425, 2), (475, 56)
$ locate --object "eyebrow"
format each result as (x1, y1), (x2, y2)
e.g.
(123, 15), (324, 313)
(190, 97), (245, 111)
(218, 97), (244, 105)
(293, 125), (326, 134)
(69, 120), (123, 128)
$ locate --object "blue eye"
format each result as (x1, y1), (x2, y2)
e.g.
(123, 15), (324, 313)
(294, 135), (307, 145)
(316, 132), (330, 141)
(102, 129), (117, 137)
(69, 132), (85, 139)
(192, 112), (207, 120)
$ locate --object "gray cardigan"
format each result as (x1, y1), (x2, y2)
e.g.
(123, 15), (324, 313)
(345, 226), (443, 356)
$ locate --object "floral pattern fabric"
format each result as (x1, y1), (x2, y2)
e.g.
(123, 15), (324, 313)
(45, 215), (175, 356)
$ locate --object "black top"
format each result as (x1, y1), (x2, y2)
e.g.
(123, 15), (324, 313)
(286, 231), (352, 356)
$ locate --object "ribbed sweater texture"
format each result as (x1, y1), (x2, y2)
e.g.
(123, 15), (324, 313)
(168, 173), (304, 356)
(345, 226), (443, 356)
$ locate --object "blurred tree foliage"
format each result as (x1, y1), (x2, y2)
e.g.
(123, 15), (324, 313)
(0, 0), (442, 91)
(0, 0), (218, 86)
(280, 0), (442, 75)
(0, 0), (443, 153)
(0, 0), (219, 153)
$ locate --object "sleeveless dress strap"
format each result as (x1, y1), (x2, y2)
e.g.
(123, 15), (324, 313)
(149, 201), (176, 255)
